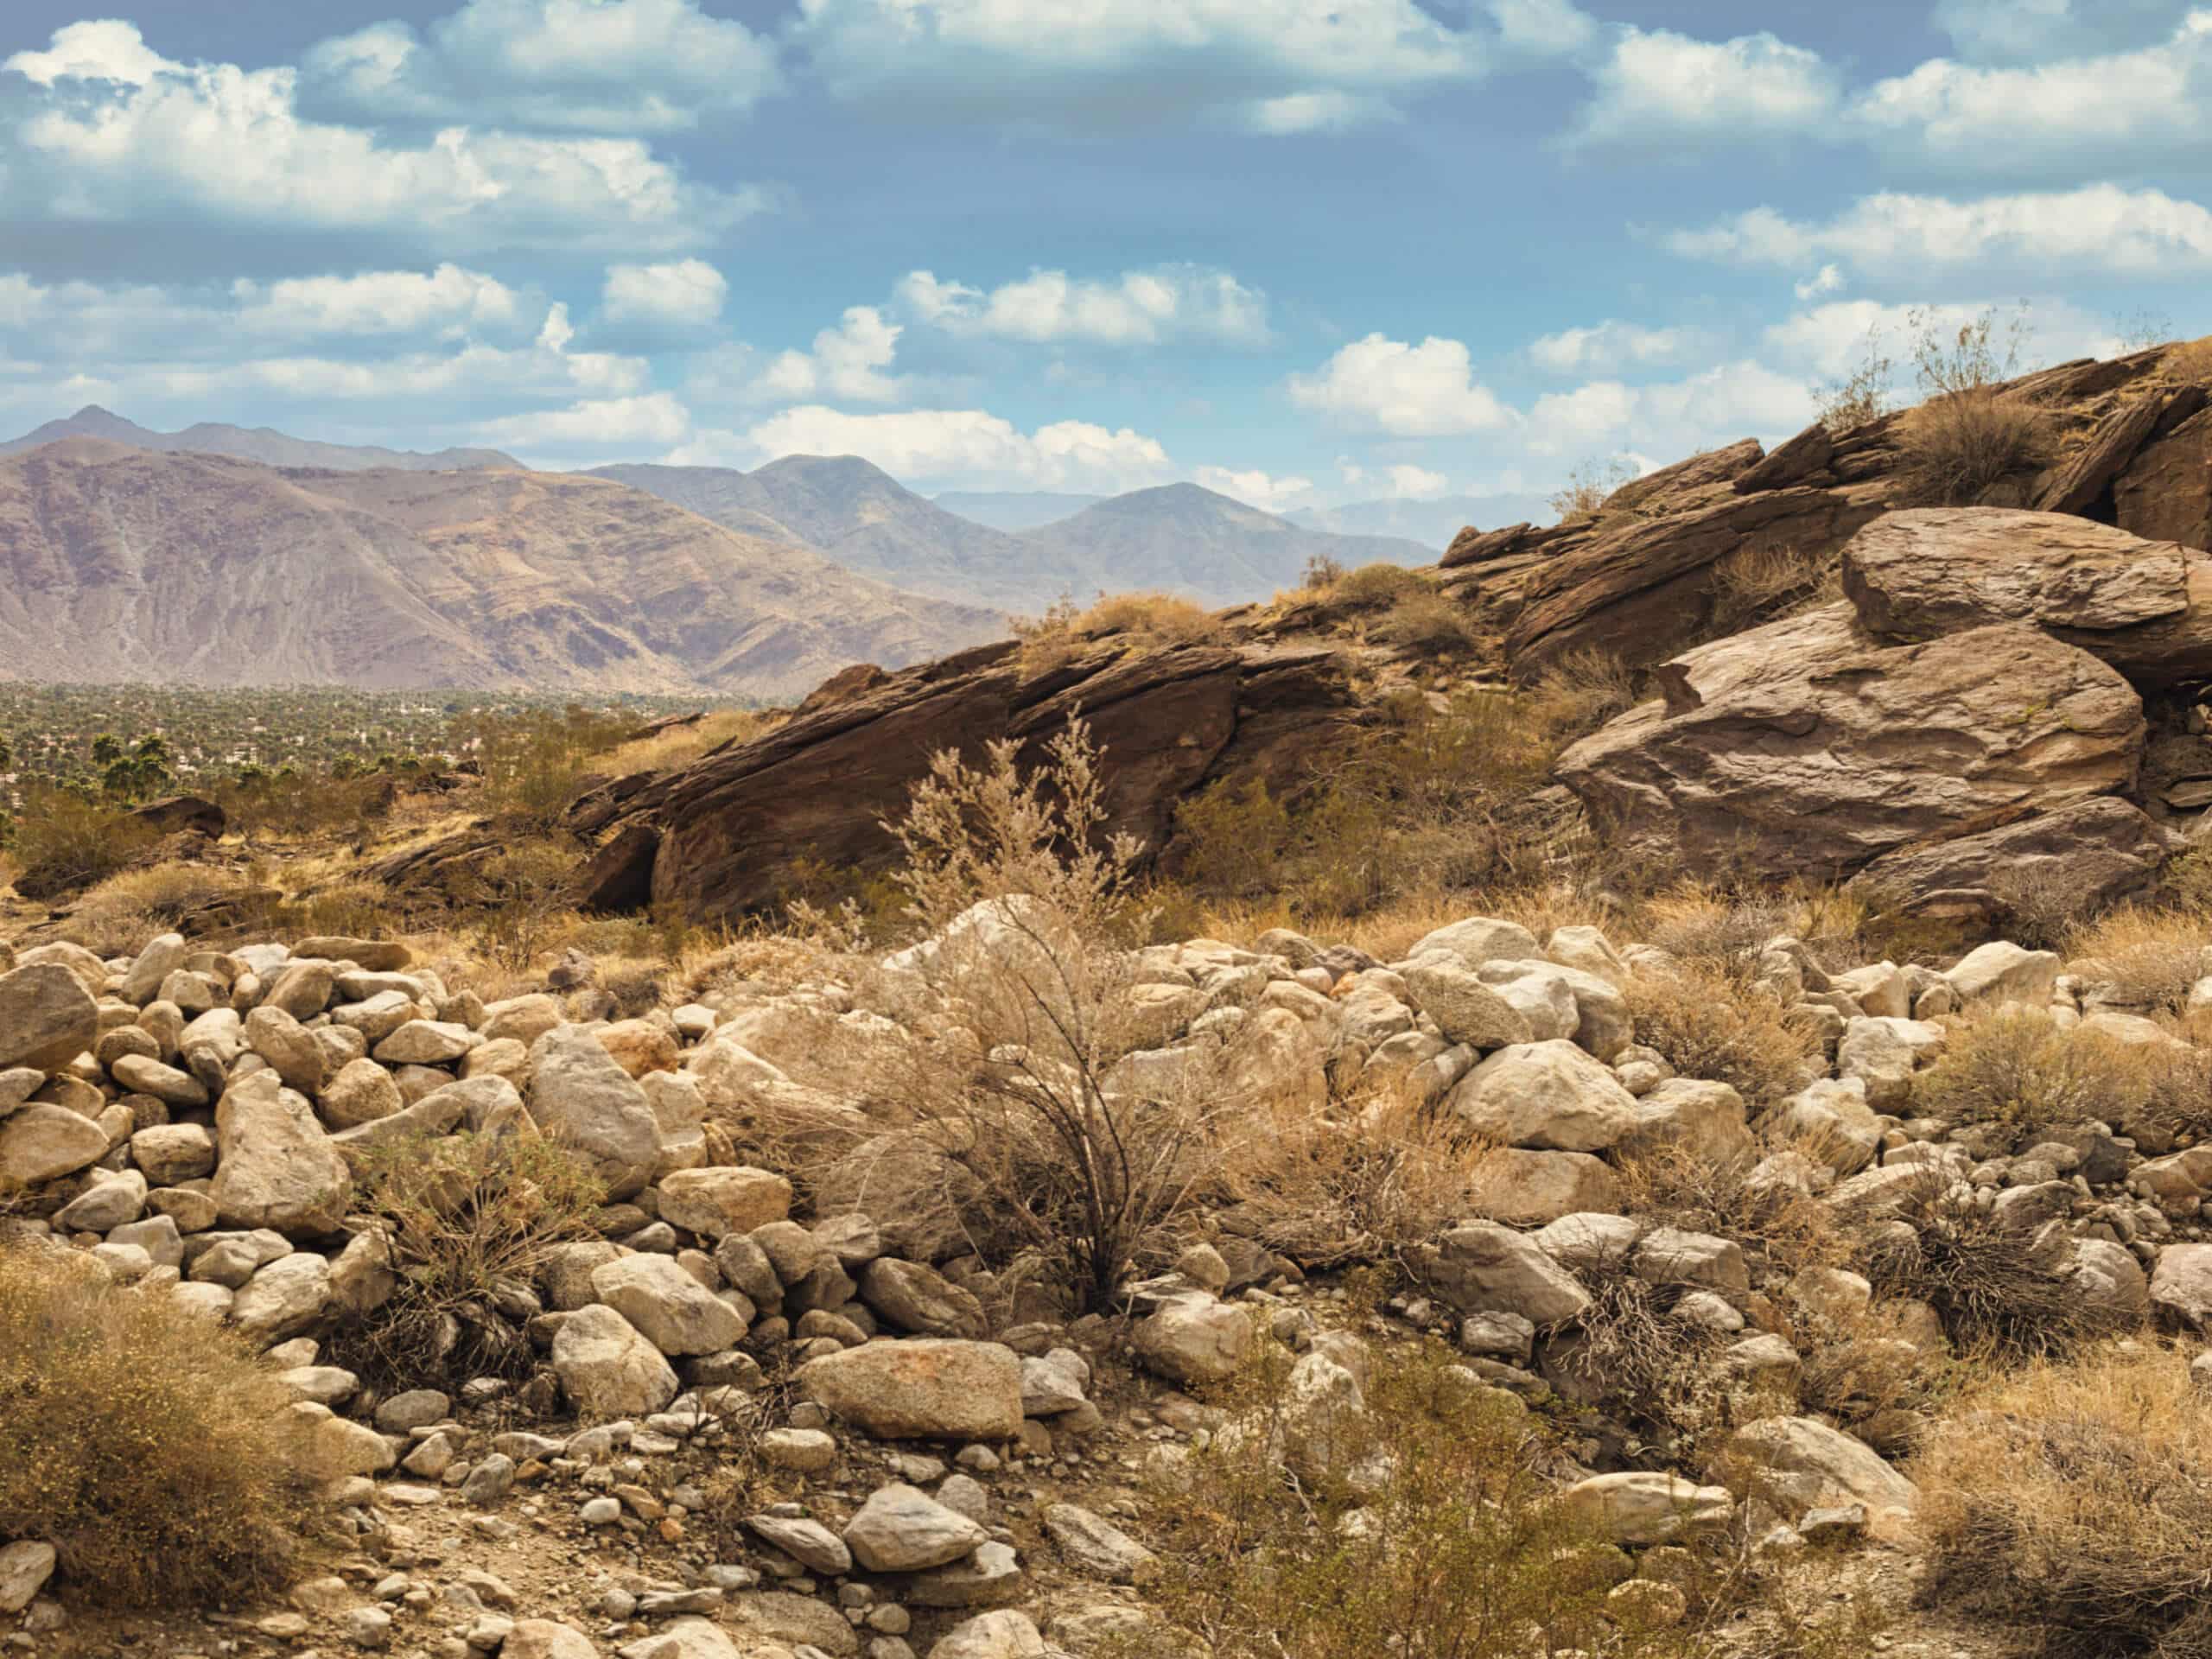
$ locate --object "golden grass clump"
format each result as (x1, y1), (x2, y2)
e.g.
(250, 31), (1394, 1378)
(1622, 959), (1821, 1108)
(1908, 1007), (2148, 1151)
(2064, 902), (2210, 1014)
(0, 1243), (318, 1607)
(1915, 1344), (2212, 1659)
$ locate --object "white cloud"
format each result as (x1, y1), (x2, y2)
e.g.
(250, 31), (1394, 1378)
(1931, 0), (2180, 62)
(898, 265), (1269, 347)
(752, 307), (906, 404)
(1526, 360), (1815, 456)
(231, 264), (522, 336)
(1794, 264), (1847, 301)
(303, 0), (780, 131)
(1762, 297), (2120, 381)
(1666, 186), (2212, 278)
(602, 259), (728, 327)
(683, 405), (1176, 492)
(1570, 26), (1839, 149)
(1386, 463), (1449, 499)
(1287, 334), (1516, 436)
(1, 22), (765, 252)
(1846, 13), (2212, 172)
(1193, 466), (1314, 511)
(1529, 319), (1702, 374)
(477, 391), (691, 452)
(1484, 0), (1598, 55)
(791, 0), (1484, 131)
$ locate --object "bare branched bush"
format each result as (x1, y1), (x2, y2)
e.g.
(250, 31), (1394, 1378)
(1371, 588), (1481, 654)
(1814, 323), (1894, 433)
(0, 1242), (318, 1607)
(1859, 1178), (2102, 1361)
(1707, 543), (1840, 633)
(1613, 1138), (1844, 1280)
(1916, 1344), (2212, 1659)
(5, 784), (158, 899)
(337, 1129), (606, 1385)
(1623, 961), (1821, 1108)
(1894, 303), (2053, 505)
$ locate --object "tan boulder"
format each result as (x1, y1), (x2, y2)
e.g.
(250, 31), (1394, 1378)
(799, 1338), (1025, 1440)
(208, 1071), (352, 1236)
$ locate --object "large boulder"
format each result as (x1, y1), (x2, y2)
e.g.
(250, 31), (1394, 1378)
(550, 1303), (679, 1417)
(1556, 607), (2144, 887)
(798, 1339), (1025, 1440)
(589, 1255), (747, 1355)
(1415, 1220), (1591, 1325)
(208, 1072), (351, 1237)
(1132, 1293), (1253, 1387)
(1560, 1472), (1733, 1546)
(526, 1027), (661, 1198)
(0, 963), (99, 1072)
(1724, 1416), (1918, 1535)
(0, 1103), (110, 1185)
(1446, 1040), (1639, 1152)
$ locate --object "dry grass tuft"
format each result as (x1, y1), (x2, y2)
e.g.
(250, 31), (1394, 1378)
(1623, 960), (1821, 1108)
(1895, 389), (2055, 506)
(1014, 590), (1224, 670)
(2065, 904), (2210, 1014)
(1613, 1138), (1845, 1280)
(1916, 1344), (2212, 1659)
(1909, 1007), (2147, 1151)
(0, 1242), (319, 1607)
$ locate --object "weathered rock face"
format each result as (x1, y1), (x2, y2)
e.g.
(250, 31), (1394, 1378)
(569, 640), (1363, 922)
(1556, 606), (2145, 884)
(1841, 508), (2212, 687)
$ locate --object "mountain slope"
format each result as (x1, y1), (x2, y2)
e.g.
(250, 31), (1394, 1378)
(930, 490), (1105, 531)
(0, 406), (522, 474)
(0, 442), (1003, 696)
(1017, 483), (1432, 597)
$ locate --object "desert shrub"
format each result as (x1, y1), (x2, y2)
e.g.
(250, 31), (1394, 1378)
(1548, 455), (1637, 524)
(1174, 777), (1294, 899)
(0, 1242), (318, 1606)
(1130, 1341), (1704, 1659)
(4, 785), (156, 898)
(1814, 323), (1895, 433)
(1613, 1138), (1843, 1280)
(2065, 904), (2209, 1014)
(1894, 304), (2053, 505)
(1524, 646), (1641, 745)
(1707, 543), (1840, 633)
(1215, 1089), (1503, 1272)
(1329, 560), (1429, 612)
(1370, 588), (1479, 653)
(1910, 1007), (2144, 1150)
(53, 861), (270, 957)
(1915, 1344), (2212, 1659)
(1018, 590), (1224, 670)
(1300, 551), (1348, 591)
(1859, 1178), (2103, 1360)
(339, 1130), (606, 1385)
(1623, 960), (1820, 1107)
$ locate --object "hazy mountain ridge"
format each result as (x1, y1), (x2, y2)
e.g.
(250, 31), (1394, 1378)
(1286, 492), (1554, 549)
(0, 405), (523, 474)
(0, 440), (1002, 697)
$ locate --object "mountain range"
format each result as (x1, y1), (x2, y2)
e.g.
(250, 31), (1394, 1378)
(0, 405), (519, 474)
(0, 440), (999, 696)
(594, 461), (1432, 613)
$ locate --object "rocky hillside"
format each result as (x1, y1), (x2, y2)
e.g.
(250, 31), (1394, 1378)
(0, 441), (1004, 697)
(0, 405), (520, 473)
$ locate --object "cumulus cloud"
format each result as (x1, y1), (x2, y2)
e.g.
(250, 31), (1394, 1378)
(1795, 264), (1847, 301)
(231, 265), (523, 336)
(1386, 463), (1449, 498)
(1192, 466), (1315, 511)
(682, 405), (1176, 493)
(1526, 360), (1815, 456)
(1762, 297), (2119, 381)
(1664, 186), (2212, 278)
(1288, 334), (1516, 436)
(752, 308), (906, 404)
(1529, 319), (1703, 374)
(0, 22), (766, 252)
(302, 0), (780, 131)
(898, 265), (1269, 347)
(1568, 26), (1839, 149)
(790, 0), (1484, 131)
(602, 259), (728, 327)
(476, 391), (691, 453)
(1484, 0), (1599, 55)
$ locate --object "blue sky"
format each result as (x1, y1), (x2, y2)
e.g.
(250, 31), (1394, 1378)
(3, 0), (2210, 512)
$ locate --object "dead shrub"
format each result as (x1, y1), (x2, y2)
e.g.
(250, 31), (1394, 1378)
(2065, 904), (2209, 1014)
(1328, 561), (1430, 612)
(1370, 589), (1480, 654)
(1548, 455), (1637, 524)
(1896, 388), (2056, 505)
(1814, 323), (1895, 434)
(1707, 543), (1840, 632)
(1554, 1270), (1754, 1462)
(1612, 1138), (1844, 1280)
(1859, 1178), (2102, 1361)
(1915, 1344), (2212, 1659)
(1214, 1089), (1501, 1273)
(0, 1241), (318, 1607)
(1523, 646), (1640, 745)
(1623, 960), (1821, 1108)
(1909, 1007), (2144, 1151)
(336, 1129), (605, 1386)
(1016, 591), (1223, 670)
(5, 785), (157, 899)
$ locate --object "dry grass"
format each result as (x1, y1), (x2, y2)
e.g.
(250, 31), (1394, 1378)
(1895, 390), (2056, 505)
(3, 785), (157, 899)
(1613, 1138), (1845, 1280)
(1214, 1089), (1503, 1272)
(2165, 334), (2212, 385)
(1909, 1007), (2147, 1151)
(336, 1130), (606, 1387)
(1706, 543), (1842, 633)
(0, 1242), (318, 1607)
(1370, 589), (1481, 654)
(1915, 1344), (2212, 1659)
(1548, 455), (1637, 524)
(2064, 903), (2209, 1014)
(591, 709), (765, 779)
(1014, 590), (1224, 670)
(1623, 959), (1821, 1108)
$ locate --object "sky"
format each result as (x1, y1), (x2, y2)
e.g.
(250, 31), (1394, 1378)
(3, 1), (2211, 513)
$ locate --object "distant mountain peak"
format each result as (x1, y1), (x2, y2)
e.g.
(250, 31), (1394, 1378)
(0, 409), (522, 474)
